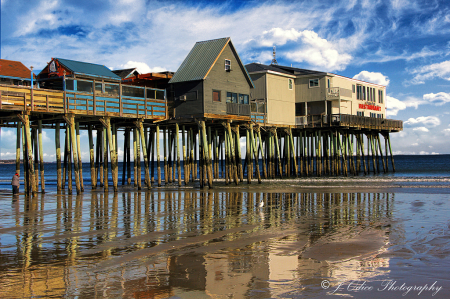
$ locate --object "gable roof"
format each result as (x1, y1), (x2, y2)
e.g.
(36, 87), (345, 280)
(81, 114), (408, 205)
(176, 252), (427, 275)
(0, 59), (34, 80)
(55, 58), (121, 80)
(169, 37), (254, 87)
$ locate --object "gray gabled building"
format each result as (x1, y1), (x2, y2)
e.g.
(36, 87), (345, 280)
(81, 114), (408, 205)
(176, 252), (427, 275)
(168, 37), (254, 119)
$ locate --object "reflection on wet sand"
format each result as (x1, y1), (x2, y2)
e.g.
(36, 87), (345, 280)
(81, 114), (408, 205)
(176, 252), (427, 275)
(0, 190), (394, 298)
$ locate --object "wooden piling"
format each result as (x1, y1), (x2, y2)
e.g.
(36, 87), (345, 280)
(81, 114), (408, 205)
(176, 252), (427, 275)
(136, 126), (141, 190)
(103, 127), (108, 191)
(156, 125), (162, 186)
(75, 122), (84, 192)
(16, 122), (21, 175)
(377, 134), (386, 173)
(387, 133), (396, 172)
(289, 128), (298, 177)
(163, 128), (168, 184)
(246, 127), (251, 184)
(33, 128), (39, 191)
(249, 124), (261, 183)
(182, 125), (187, 185)
(274, 129), (283, 178)
(235, 125), (244, 182)
(88, 125), (96, 188)
(38, 120), (45, 192)
(55, 123), (62, 191)
(176, 123), (182, 187)
(122, 129), (127, 185)
(24, 116), (36, 196)
(138, 120), (151, 190)
(69, 115), (81, 194)
(227, 123), (238, 185)
(21, 124), (28, 195)
(201, 121), (213, 188)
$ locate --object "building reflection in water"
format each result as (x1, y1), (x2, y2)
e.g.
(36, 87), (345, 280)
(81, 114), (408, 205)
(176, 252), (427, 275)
(0, 190), (393, 298)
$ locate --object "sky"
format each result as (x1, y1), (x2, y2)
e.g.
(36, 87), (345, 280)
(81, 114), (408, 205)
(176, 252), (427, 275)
(1, 0), (450, 161)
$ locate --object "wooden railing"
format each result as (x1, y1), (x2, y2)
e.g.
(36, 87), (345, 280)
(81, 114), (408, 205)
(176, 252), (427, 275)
(226, 102), (250, 116)
(295, 114), (403, 131)
(0, 84), (167, 119)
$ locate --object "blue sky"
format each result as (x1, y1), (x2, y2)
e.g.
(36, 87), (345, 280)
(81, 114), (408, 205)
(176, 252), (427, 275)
(1, 0), (450, 161)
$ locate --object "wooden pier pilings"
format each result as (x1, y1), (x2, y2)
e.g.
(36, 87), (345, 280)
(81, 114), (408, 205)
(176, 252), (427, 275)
(4, 115), (400, 197)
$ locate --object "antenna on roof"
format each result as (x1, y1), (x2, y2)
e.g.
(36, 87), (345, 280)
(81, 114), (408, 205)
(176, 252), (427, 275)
(271, 46), (278, 65)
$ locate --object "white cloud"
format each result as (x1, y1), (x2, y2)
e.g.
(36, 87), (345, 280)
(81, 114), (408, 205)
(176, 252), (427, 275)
(412, 127), (429, 132)
(119, 61), (167, 74)
(423, 92), (450, 106)
(353, 71), (390, 86)
(404, 116), (440, 127)
(386, 95), (406, 116)
(408, 60), (450, 85)
(411, 143), (419, 146)
(251, 28), (353, 71)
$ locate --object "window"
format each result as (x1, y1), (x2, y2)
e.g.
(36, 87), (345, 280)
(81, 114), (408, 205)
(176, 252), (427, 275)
(363, 86), (366, 101)
(239, 94), (249, 104)
(327, 78), (330, 88)
(95, 83), (103, 93)
(213, 90), (221, 102)
(357, 111), (364, 116)
(104, 84), (119, 96)
(77, 80), (93, 93)
(372, 88), (376, 102)
(288, 79), (293, 90)
(352, 84), (356, 93)
(356, 85), (362, 100)
(378, 90), (383, 104)
(377, 114), (383, 119)
(309, 79), (319, 88)
(226, 92), (237, 103)
(225, 59), (231, 71)
(370, 112), (376, 118)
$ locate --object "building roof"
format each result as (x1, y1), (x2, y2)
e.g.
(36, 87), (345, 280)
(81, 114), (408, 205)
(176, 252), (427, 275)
(0, 59), (34, 80)
(55, 58), (121, 80)
(246, 62), (324, 77)
(112, 68), (140, 79)
(169, 37), (254, 87)
(245, 63), (293, 75)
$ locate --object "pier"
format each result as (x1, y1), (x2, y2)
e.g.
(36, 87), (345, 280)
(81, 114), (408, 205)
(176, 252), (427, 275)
(0, 39), (403, 197)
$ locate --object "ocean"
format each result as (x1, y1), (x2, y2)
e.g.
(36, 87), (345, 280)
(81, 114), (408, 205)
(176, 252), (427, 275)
(0, 155), (449, 298)
(1, 155), (449, 191)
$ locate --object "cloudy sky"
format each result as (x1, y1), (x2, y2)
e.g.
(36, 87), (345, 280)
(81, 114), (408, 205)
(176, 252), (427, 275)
(1, 0), (450, 161)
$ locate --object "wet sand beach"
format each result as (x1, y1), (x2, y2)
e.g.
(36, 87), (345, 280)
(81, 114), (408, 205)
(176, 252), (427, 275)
(0, 181), (449, 298)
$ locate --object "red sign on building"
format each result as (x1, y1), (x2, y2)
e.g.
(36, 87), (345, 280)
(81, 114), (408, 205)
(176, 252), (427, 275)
(359, 103), (381, 111)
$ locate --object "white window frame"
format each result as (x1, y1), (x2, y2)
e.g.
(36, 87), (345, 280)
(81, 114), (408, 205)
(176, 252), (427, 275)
(225, 59), (231, 71)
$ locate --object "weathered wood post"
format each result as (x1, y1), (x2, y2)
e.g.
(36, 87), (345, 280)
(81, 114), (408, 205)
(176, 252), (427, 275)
(376, 133), (386, 173)
(33, 128), (39, 191)
(245, 126), (251, 184)
(75, 122), (84, 192)
(96, 129), (103, 187)
(274, 128), (282, 178)
(163, 128), (168, 184)
(138, 120), (151, 190)
(69, 115), (81, 194)
(257, 129), (267, 179)
(176, 123), (182, 187)
(122, 129), (127, 185)
(235, 125), (244, 182)
(150, 128), (154, 184)
(227, 122), (238, 185)
(168, 128), (173, 183)
(24, 115), (37, 196)
(88, 125), (96, 188)
(156, 125), (162, 186)
(249, 124), (261, 183)
(182, 125), (187, 185)
(289, 128), (298, 177)
(16, 122), (21, 175)
(136, 125), (142, 190)
(103, 127), (108, 191)
(133, 128), (137, 187)
(55, 123), (62, 191)
(21, 123), (28, 195)
(201, 121), (213, 188)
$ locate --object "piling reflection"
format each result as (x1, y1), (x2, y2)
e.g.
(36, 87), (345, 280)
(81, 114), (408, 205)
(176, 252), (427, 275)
(0, 190), (394, 298)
